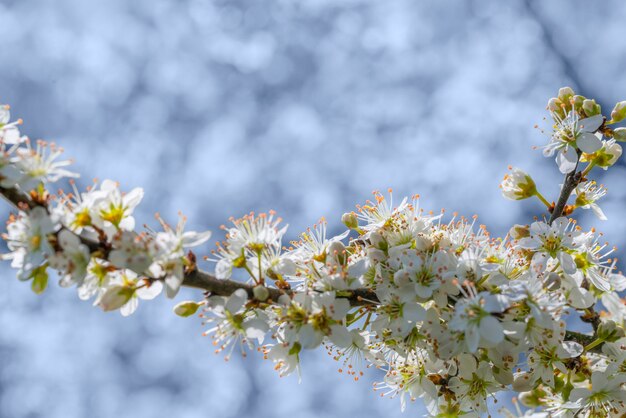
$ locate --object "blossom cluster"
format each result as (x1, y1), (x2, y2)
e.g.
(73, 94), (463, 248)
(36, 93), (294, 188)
(2, 88), (626, 417)
(0, 105), (211, 315)
(203, 191), (626, 417)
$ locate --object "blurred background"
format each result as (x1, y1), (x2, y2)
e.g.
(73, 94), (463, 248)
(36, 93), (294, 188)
(1, 0), (626, 417)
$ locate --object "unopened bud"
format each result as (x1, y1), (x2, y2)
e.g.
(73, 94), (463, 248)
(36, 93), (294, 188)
(597, 320), (625, 342)
(509, 224), (530, 239)
(582, 99), (601, 117)
(558, 87), (575, 103)
(369, 231), (387, 250)
(518, 391), (540, 408)
(341, 212), (359, 229)
(512, 372), (534, 392)
(253, 285), (270, 301)
(614, 127), (626, 142)
(547, 97), (559, 112)
(327, 241), (346, 266)
(591, 141), (622, 169)
(500, 168), (536, 200)
(99, 285), (134, 312)
(611, 101), (626, 123)
(571, 95), (585, 113)
(174, 300), (202, 317)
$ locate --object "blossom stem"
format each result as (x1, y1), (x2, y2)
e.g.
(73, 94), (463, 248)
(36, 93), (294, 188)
(534, 191), (551, 208)
(581, 162), (595, 178)
(583, 337), (604, 353)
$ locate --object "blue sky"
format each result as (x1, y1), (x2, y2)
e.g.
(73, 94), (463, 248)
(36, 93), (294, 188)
(1, 1), (626, 417)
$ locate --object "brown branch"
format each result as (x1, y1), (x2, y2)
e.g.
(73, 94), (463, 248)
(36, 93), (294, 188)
(548, 152), (582, 224)
(0, 185), (377, 306)
(0, 185), (601, 349)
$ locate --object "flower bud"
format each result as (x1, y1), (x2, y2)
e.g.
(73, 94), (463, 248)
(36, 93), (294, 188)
(613, 127), (626, 142)
(500, 168), (537, 200)
(99, 285), (134, 312)
(369, 231), (386, 249)
(597, 320), (625, 342)
(557, 87), (575, 112)
(509, 224), (530, 239)
(341, 212), (359, 229)
(512, 372), (534, 392)
(547, 97), (559, 112)
(174, 300), (202, 317)
(548, 97), (565, 119)
(327, 240), (346, 266)
(590, 141), (622, 169)
(558, 87), (575, 101)
(253, 285), (270, 301)
(611, 101), (626, 123)
(518, 390), (542, 408)
(571, 95), (585, 113)
(582, 99), (601, 117)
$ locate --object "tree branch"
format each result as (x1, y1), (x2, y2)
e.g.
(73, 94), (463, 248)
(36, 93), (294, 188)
(0, 185), (601, 351)
(548, 154), (581, 224)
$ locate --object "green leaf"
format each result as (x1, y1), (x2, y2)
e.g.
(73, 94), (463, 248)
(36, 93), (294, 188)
(31, 266), (48, 295)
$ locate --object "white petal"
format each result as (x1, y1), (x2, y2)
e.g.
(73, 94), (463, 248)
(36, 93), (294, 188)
(577, 132), (602, 153)
(123, 187), (144, 209)
(164, 275), (183, 298)
(244, 318), (269, 343)
(137, 279), (163, 300)
(328, 324), (352, 348)
(120, 297), (139, 317)
(479, 316), (504, 344)
(182, 230), (212, 247)
(558, 252), (577, 275)
(403, 302), (425, 323)
(590, 203), (607, 221)
(299, 324), (322, 349)
(226, 288), (248, 312)
(559, 341), (583, 358)
(465, 325), (480, 353)
(556, 146), (578, 174)
(579, 114), (603, 132)
(215, 259), (233, 279)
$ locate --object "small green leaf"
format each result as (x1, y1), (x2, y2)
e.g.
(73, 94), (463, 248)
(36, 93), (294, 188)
(31, 266), (48, 295)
